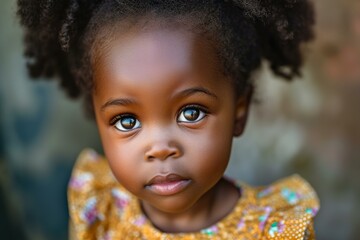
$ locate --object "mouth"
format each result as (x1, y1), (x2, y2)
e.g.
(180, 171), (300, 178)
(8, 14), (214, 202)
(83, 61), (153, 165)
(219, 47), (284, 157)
(145, 173), (191, 196)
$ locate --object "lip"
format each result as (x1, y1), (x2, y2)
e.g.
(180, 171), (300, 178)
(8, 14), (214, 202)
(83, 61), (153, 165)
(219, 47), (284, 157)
(145, 173), (191, 196)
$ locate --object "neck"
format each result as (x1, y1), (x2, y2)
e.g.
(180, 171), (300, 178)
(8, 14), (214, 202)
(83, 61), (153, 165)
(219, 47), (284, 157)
(140, 177), (240, 233)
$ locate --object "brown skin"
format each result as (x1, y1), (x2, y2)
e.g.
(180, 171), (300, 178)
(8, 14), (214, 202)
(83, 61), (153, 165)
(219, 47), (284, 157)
(92, 23), (252, 233)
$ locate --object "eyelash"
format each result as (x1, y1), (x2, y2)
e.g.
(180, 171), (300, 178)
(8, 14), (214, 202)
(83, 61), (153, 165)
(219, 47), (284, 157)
(177, 104), (209, 120)
(109, 114), (136, 126)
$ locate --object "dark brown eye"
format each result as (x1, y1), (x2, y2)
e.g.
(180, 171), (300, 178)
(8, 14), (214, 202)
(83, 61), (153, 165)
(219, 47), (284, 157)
(178, 106), (206, 123)
(184, 108), (199, 121)
(114, 116), (141, 131)
(121, 117), (136, 128)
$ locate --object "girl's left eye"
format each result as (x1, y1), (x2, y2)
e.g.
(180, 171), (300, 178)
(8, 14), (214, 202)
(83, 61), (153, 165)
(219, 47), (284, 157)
(177, 106), (207, 123)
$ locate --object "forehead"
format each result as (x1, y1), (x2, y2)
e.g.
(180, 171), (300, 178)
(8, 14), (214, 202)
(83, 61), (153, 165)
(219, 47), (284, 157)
(91, 22), (225, 91)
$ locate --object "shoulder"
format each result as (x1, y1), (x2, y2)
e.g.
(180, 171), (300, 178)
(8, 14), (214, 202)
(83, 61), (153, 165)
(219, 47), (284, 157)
(68, 148), (117, 194)
(67, 149), (132, 239)
(255, 174), (320, 210)
(243, 174), (320, 239)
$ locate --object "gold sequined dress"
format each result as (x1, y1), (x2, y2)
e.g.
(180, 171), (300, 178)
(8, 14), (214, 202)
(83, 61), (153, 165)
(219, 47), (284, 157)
(68, 149), (320, 240)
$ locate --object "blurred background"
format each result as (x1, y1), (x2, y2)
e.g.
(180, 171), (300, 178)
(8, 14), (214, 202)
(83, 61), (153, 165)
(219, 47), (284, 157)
(0, 0), (359, 239)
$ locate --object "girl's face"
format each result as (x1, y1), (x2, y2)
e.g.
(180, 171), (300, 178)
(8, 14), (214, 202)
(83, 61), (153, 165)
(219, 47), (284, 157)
(92, 24), (249, 215)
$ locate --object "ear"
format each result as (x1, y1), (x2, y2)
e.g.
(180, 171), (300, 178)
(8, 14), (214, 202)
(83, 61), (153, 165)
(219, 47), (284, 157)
(233, 86), (253, 137)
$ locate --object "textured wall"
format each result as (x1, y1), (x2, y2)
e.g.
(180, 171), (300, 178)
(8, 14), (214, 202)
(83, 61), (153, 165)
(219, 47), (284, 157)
(0, 1), (101, 239)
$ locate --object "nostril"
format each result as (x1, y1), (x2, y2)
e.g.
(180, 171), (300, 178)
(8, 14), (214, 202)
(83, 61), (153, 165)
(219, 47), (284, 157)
(144, 146), (180, 161)
(168, 152), (177, 158)
(146, 155), (155, 161)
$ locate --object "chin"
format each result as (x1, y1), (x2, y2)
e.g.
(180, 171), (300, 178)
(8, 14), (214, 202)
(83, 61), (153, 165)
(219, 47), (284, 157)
(146, 194), (200, 214)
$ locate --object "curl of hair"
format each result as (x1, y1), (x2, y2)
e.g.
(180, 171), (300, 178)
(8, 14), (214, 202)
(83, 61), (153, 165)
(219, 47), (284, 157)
(233, 0), (315, 79)
(17, 0), (100, 98)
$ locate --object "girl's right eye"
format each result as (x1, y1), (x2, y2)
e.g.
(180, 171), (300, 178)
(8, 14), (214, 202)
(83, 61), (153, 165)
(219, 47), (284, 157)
(111, 115), (141, 132)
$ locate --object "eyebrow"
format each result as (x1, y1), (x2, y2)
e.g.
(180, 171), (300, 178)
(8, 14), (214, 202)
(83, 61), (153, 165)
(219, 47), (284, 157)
(100, 87), (217, 111)
(174, 87), (218, 100)
(101, 98), (136, 111)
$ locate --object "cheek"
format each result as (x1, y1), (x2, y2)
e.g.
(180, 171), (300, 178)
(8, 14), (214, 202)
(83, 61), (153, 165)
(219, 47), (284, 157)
(98, 127), (144, 193)
(106, 144), (144, 194)
(197, 132), (233, 165)
(184, 117), (234, 181)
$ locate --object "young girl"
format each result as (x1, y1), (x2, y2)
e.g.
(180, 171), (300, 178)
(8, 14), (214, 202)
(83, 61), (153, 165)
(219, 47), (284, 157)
(17, 0), (319, 239)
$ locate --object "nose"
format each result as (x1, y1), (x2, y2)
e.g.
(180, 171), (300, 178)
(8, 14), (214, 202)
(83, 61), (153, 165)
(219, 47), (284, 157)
(145, 141), (181, 161)
(144, 125), (182, 161)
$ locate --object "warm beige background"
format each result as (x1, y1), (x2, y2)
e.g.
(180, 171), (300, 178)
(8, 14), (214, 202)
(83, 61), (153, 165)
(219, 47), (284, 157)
(1, 0), (359, 239)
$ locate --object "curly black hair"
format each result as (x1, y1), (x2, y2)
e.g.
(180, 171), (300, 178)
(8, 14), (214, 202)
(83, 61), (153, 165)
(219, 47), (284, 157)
(17, 0), (314, 117)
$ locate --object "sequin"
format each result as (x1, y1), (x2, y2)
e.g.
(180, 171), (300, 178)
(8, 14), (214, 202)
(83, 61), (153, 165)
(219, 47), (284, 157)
(112, 189), (130, 211)
(69, 172), (93, 191)
(237, 218), (245, 230)
(80, 197), (99, 225)
(201, 225), (218, 236)
(305, 207), (319, 217)
(133, 215), (146, 227)
(268, 221), (285, 237)
(258, 186), (273, 198)
(281, 188), (300, 205)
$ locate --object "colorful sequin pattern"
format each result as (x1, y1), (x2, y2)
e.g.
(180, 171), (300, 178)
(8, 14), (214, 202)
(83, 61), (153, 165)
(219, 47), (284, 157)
(68, 149), (320, 240)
